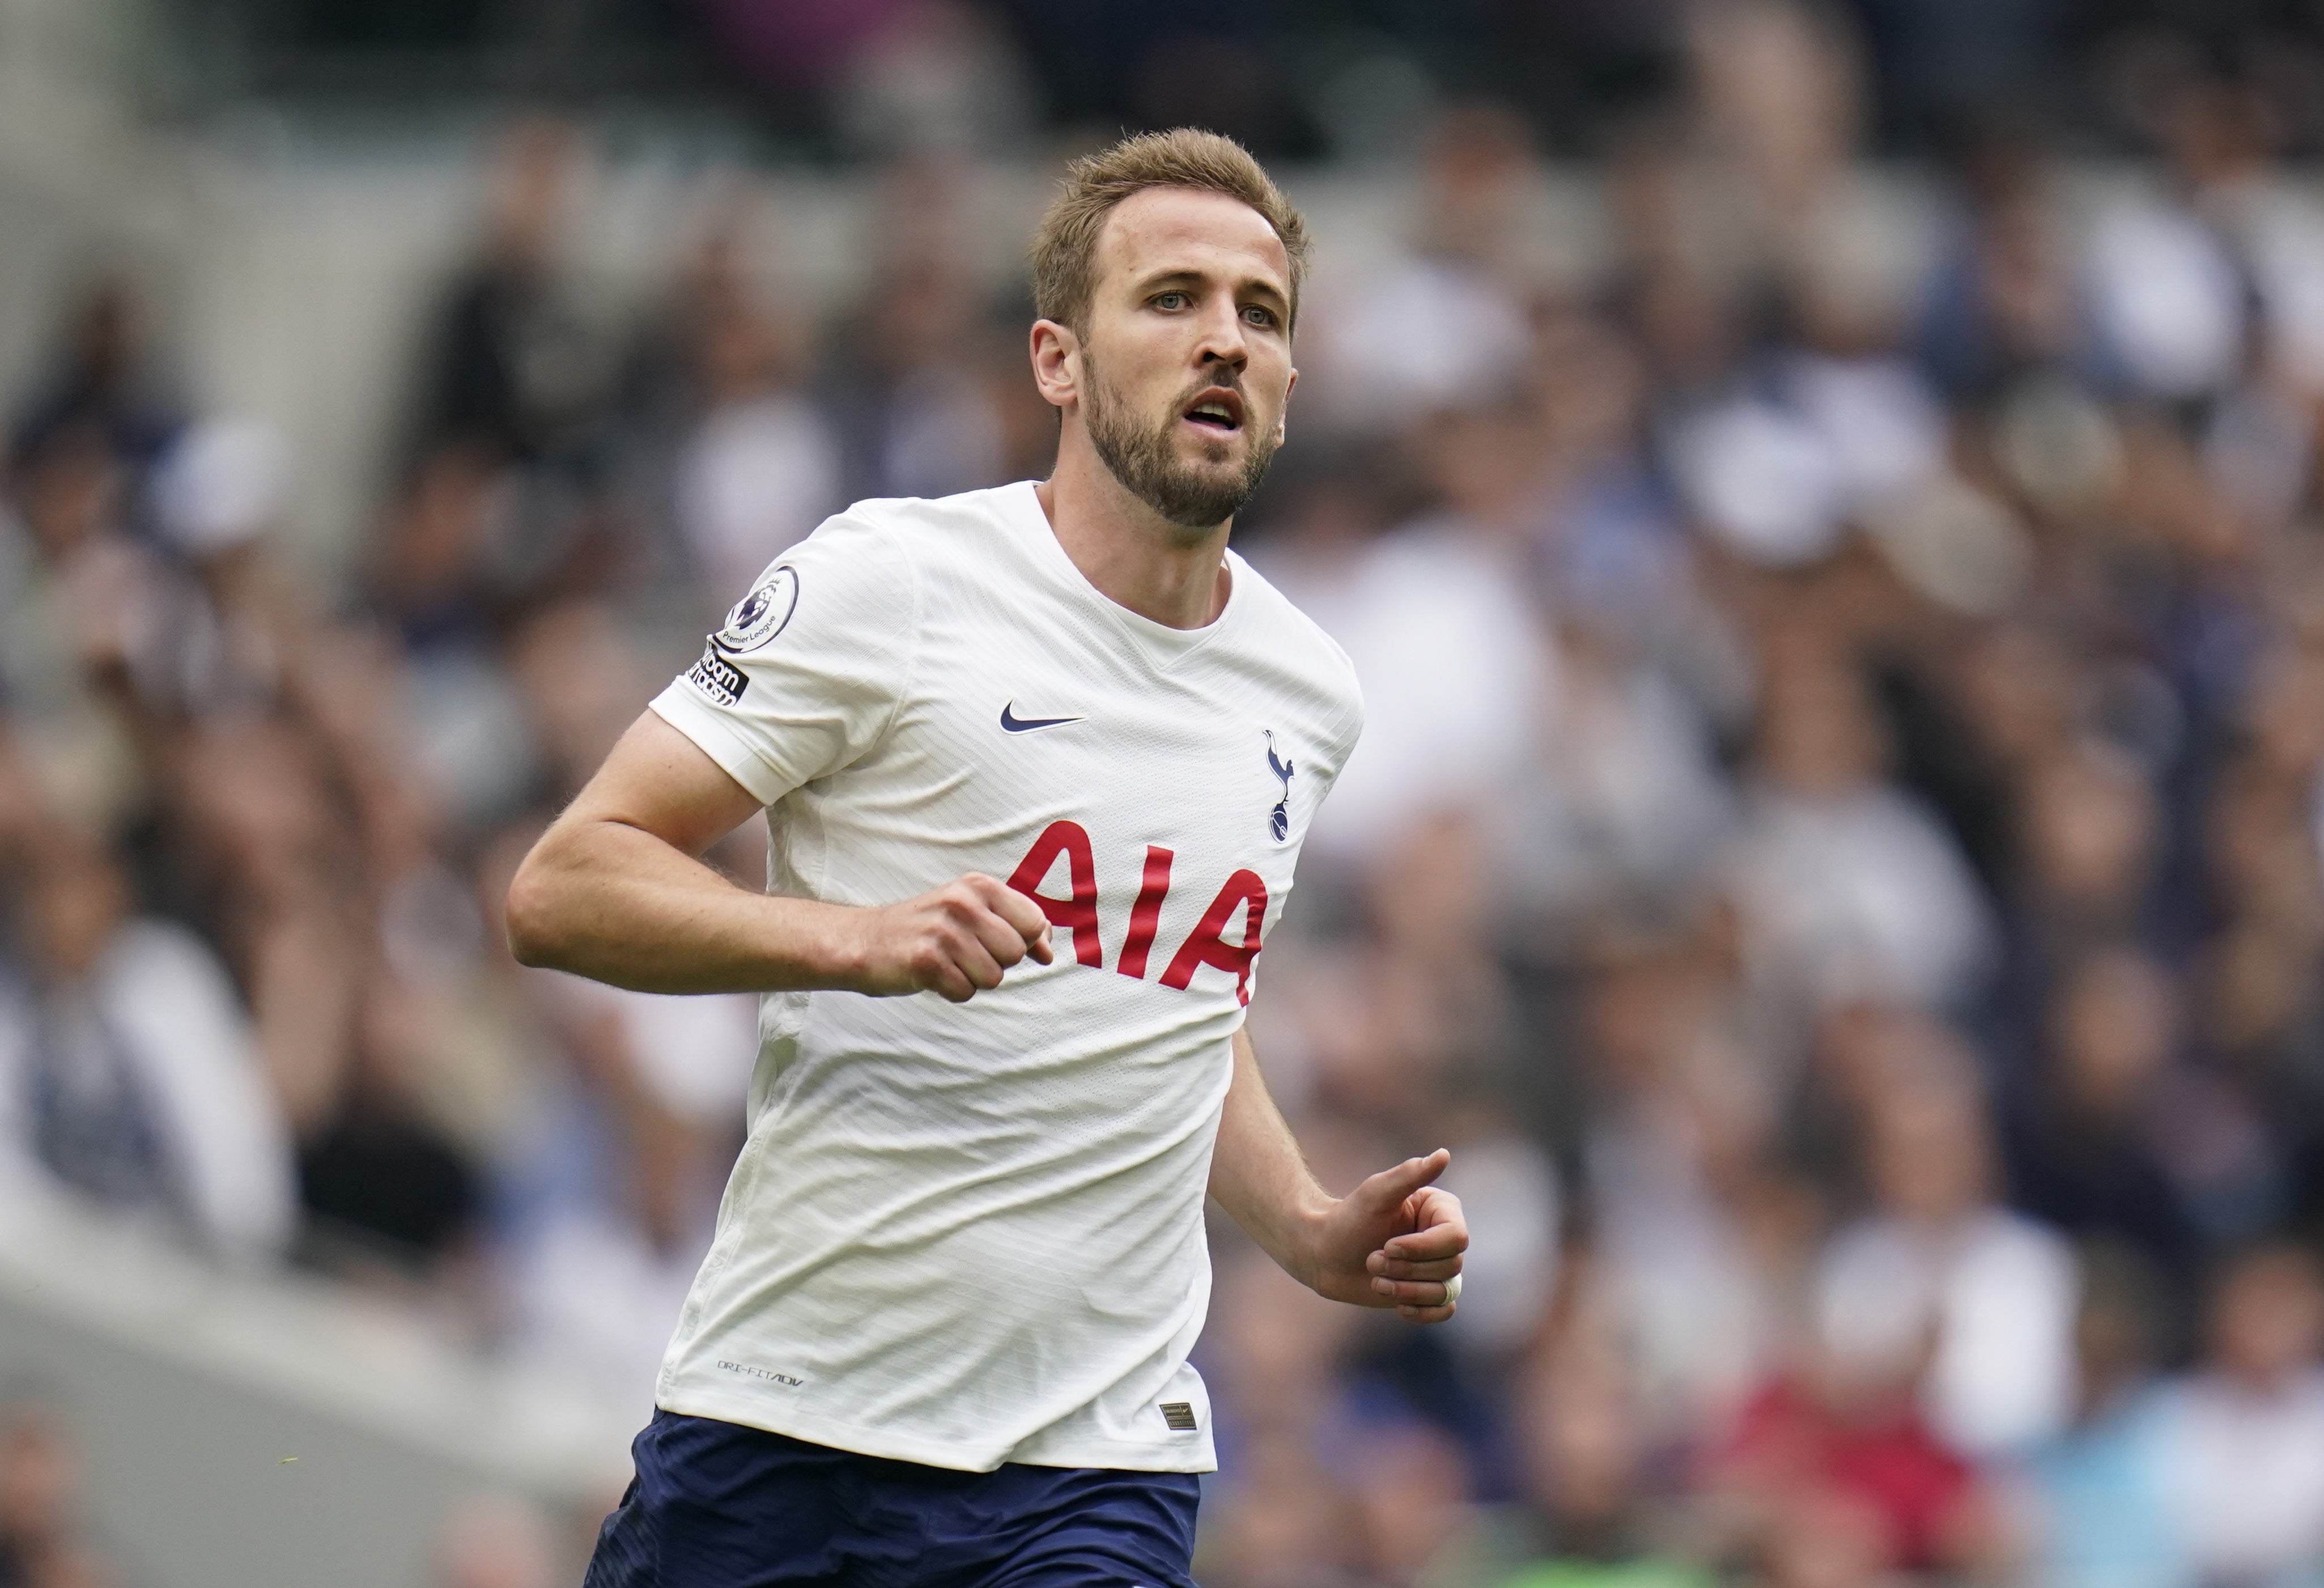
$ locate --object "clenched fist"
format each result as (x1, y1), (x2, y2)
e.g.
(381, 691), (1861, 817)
(841, 873), (1056, 1002)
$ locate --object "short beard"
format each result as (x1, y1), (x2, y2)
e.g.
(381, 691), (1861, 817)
(1082, 353), (1280, 534)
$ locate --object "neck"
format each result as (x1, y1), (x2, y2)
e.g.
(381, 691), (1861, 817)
(1035, 428), (1233, 630)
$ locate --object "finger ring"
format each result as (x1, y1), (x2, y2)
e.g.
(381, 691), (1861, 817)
(1440, 1273), (1461, 1306)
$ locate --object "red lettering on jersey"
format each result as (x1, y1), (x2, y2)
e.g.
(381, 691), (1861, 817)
(1116, 846), (1174, 980)
(1159, 869), (1269, 1005)
(1005, 821), (1104, 968)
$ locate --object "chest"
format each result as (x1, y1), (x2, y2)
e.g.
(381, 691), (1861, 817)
(904, 589), (1318, 818)
(823, 599), (1336, 999)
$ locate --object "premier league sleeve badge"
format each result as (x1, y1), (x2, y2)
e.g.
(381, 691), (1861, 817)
(716, 566), (801, 653)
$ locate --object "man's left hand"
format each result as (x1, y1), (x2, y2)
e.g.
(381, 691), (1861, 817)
(1301, 1149), (1467, 1323)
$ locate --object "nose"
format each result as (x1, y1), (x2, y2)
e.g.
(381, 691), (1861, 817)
(1192, 296), (1250, 373)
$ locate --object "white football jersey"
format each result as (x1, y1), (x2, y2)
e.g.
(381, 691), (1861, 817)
(647, 480), (1362, 1473)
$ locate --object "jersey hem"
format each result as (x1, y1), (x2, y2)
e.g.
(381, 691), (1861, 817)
(653, 1382), (1219, 1476)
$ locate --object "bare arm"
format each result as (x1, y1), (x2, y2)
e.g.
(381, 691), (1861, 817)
(507, 711), (1052, 999)
(1209, 1025), (1467, 1321)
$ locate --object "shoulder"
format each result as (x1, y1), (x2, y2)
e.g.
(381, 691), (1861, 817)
(1227, 552), (1365, 734)
(712, 499), (942, 656)
(826, 484), (1027, 557)
(705, 487), (1041, 690)
(747, 486), (1021, 593)
(771, 498), (929, 578)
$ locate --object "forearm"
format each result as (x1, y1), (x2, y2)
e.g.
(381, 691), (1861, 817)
(507, 710), (1052, 1001)
(1208, 1025), (1332, 1284)
(507, 816), (860, 994)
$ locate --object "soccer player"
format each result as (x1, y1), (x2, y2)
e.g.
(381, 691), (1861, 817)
(509, 128), (1468, 1587)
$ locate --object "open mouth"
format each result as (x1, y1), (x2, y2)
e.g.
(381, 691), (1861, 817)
(1182, 388), (1246, 433)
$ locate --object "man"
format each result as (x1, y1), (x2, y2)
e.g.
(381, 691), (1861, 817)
(510, 128), (1468, 1587)
(0, 822), (295, 1263)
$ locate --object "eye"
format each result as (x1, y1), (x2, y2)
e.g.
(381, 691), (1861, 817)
(1153, 290), (1191, 311)
(1242, 304), (1278, 329)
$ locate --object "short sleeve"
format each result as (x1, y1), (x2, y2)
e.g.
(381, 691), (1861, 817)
(650, 510), (921, 807)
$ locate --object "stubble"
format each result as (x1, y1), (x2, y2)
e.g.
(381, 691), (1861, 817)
(1082, 353), (1282, 534)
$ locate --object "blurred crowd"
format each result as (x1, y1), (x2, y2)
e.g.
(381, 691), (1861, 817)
(11, 3), (2324, 1586)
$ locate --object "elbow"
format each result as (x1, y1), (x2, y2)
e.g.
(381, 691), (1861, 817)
(503, 852), (564, 970)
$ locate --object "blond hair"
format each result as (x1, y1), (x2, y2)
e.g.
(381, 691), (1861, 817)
(1031, 128), (1309, 337)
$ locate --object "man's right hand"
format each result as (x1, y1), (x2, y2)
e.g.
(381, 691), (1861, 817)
(842, 874), (1055, 1001)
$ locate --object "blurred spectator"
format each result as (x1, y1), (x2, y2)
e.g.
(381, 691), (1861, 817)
(1915, 124), (2081, 402)
(434, 1492), (559, 1588)
(7, 273), (181, 490)
(1581, 947), (1804, 1443)
(2002, 949), (2203, 1293)
(0, 422), (147, 832)
(824, 160), (1023, 506)
(503, 1088), (721, 1417)
(379, 114), (619, 648)
(1287, 403), (1556, 872)
(503, 600), (655, 807)
(1349, 1419), (1476, 1587)
(295, 970), (485, 1283)
(500, 961), (746, 1413)
(0, 824), (294, 1262)
(1433, 1130), (1564, 1367)
(405, 116), (603, 472)
(2085, 71), (2324, 406)
(1814, 1042), (2078, 1457)
(2156, 1243), (2324, 1588)
(1452, 1338), (1714, 1587)
(1506, 619), (1733, 946)
(832, 1), (1042, 159)
(2002, 744), (2163, 1001)
(658, 214), (839, 604)
(1196, 1428), (1363, 1588)
(1524, 308), (1743, 711)
(1196, 1255), (1370, 1587)
(613, 191), (840, 606)
(1710, 1327), (2002, 1580)
(1724, 635), (1995, 1017)
(2009, 1242), (2193, 1588)
(1298, 106), (1539, 437)
(165, 714), (375, 1135)
(1746, 1487), (1897, 1588)
(1687, 0), (1863, 250)
(0, 1403), (120, 1588)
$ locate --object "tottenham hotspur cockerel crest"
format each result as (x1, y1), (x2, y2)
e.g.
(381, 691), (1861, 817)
(1264, 731), (1294, 843)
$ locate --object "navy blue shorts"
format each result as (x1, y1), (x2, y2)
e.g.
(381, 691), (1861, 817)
(582, 1410), (1202, 1587)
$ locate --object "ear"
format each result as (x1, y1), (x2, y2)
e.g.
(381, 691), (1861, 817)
(1030, 319), (1081, 413)
(1274, 364), (1297, 446)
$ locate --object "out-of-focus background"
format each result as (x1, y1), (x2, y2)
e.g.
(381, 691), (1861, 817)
(9, 1), (2324, 1585)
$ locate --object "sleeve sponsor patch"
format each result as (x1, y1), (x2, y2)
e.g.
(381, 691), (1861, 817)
(686, 645), (747, 706)
(716, 565), (800, 653)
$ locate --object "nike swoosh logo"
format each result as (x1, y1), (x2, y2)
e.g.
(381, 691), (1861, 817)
(1000, 702), (1085, 733)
